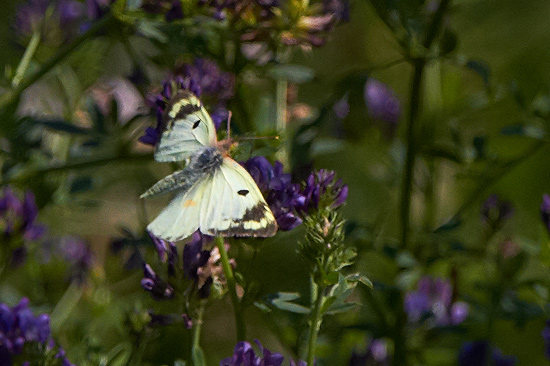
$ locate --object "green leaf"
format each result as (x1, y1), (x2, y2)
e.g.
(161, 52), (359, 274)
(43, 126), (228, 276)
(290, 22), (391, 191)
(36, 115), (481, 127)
(423, 144), (462, 163)
(70, 176), (93, 193)
(265, 292), (310, 314)
(465, 60), (491, 87)
(267, 65), (315, 83)
(440, 28), (458, 55)
(501, 123), (546, 139)
(254, 301), (272, 313)
(104, 343), (132, 366)
(136, 20), (168, 43)
(322, 274), (359, 315)
(324, 302), (358, 315)
(324, 271), (339, 285)
(346, 273), (373, 289)
(320, 296), (336, 314)
(34, 119), (93, 135)
(434, 217), (462, 233)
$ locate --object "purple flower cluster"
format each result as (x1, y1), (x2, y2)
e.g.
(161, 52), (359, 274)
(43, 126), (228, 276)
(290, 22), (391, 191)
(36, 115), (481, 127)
(13, 0), (116, 47)
(297, 170), (348, 214)
(242, 158), (348, 231)
(0, 298), (74, 366)
(142, 231), (221, 300)
(542, 320), (550, 359)
(349, 339), (389, 366)
(404, 276), (469, 327)
(0, 187), (45, 244)
(221, 340), (305, 366)
(14, 0), (91, 46)
(458, 341), (517, 366)
(242, 157), (304, 231)
(139, 58), (235, 146)
(481, 194), (514, 228)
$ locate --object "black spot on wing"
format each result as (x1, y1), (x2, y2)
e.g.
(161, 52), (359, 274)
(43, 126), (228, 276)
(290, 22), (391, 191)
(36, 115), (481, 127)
(192, 119), (201, 129)
(238, 190), (249, 196)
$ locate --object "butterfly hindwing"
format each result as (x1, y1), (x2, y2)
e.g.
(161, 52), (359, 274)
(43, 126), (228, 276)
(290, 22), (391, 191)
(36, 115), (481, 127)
(200, 158), (277, 237)
(155, 91), (217, 162)
(146, 175), (213, 242)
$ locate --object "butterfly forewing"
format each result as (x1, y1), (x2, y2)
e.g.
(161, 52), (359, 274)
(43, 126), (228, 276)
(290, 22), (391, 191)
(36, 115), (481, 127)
(155, 91), (217, 162)
(200, 158), (277, 237)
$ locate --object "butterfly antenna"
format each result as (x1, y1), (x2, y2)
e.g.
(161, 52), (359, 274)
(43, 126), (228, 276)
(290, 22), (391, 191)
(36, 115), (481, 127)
(236, 136), (279, 141)
(226, 111), (232, 140)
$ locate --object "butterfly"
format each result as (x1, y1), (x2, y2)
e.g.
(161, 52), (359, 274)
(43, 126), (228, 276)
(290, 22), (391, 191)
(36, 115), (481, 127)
(141, 90), (278, 242)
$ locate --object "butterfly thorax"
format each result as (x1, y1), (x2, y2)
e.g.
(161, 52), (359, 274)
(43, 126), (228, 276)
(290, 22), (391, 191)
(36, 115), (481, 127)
(191, 146), (224, 173)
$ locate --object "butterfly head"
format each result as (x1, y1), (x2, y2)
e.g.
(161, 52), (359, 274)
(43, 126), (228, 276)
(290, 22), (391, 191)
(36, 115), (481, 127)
(215, 138), (237, 157)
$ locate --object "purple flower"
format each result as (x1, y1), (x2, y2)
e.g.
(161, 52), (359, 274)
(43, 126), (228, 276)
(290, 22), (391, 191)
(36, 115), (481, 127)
(14, 0), (86, 45)
(144, 231), (222, 300)
(141, 264), (175, 300)
(86, 0), (114, 20)
(0, 187), (46, 251)
(333, 94), (350, 120)
(542, 320), (550, 359)
(296, 170), (349, 214)
(364, 79), (401, 138)
(40, 236), (93, 283)
(0, 298), (73, 365)
(458, 341), (517, 366)
(182, 232), (212, 281)
(404, 276), (469, 327)
(349, 339), (390, 366)
(323, 0), (350, 22)
(481, 194), (514, 228)
(220, 340), (284, 366)
(59, 236), (93, 283)
(139, 59), (235, 146)
(541, 194), (550, 234)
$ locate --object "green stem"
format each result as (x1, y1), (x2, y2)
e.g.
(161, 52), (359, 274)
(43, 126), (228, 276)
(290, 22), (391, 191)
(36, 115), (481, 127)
(400, 59), (425, 250)
(191, 305), (206, 366)
(0, 13), (115, 109)
(275, 78), (288, 165)
(399, 0), (452, 250)
(0, 152), (152, 186)
(305, 280), (325, 366)
(215, 237), (246, 341)
(192, 306), (204, 350)
(12, 31), (41, 87)
(392, 297), (408, 366)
